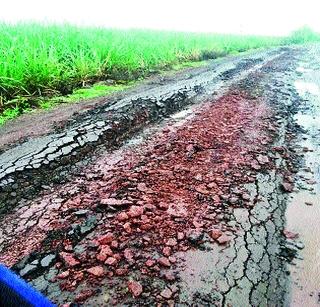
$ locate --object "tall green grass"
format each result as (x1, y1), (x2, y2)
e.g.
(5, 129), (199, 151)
(0, 23), (283, 110)
(0, 23), (318, 123)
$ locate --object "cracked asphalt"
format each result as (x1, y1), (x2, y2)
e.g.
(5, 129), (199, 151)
(0, 45), (319, 306)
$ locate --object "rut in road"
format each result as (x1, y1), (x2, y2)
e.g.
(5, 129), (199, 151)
(0, 46), (315, 306)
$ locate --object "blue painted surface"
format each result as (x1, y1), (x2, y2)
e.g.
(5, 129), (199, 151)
(0, 264), (55, 307)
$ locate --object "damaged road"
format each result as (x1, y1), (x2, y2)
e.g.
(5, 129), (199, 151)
(0, 45), (318, 306)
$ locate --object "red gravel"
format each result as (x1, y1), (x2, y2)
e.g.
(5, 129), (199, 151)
(59, 252), (80, 268)
(127, 280), (143, 297)
(0, 88), (276, 303)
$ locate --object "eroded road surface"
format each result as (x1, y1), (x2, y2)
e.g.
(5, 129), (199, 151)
(0, 45), (319, 306)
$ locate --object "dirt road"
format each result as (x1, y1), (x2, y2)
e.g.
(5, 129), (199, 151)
(0, 45), (319, 306)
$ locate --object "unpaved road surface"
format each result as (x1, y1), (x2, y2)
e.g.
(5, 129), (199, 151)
(0, 45), (319, 306)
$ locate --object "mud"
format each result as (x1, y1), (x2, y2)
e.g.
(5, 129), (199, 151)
(0, 49), (276, 213)
(0, 45), (318, 306)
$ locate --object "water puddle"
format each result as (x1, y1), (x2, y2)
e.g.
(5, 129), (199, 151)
(296, 63), (312, 73)
(294, 81), (320, 96)
(170, 108), (194, 120)
(286, 65), (320, 306)
(170, 108), (196, 127)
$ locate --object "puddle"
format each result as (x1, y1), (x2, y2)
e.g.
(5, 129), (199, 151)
(286, 65), (320, 306)
(295, 114), (320, 130)
(170, 109), (194, 120)
(297, 67), (312, 73)
(296, 62), (313, 74)
(294, 81), (320, 96)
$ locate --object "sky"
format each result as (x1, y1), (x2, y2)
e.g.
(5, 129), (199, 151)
(0, 0), (319, 36)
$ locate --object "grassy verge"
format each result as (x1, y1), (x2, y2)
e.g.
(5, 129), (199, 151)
(0, 23), (319, 125)
(0, 82), (130, 125)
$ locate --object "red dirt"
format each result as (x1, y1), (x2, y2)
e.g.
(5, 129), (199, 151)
(0, 88), (276, 302)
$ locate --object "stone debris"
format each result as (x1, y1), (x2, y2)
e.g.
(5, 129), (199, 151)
(217, 234), (232, 245)
(59, 252), (80, 268)
(160, 287), (173, 299)
(186, 229), (204, 244)
(117, 212), (129, 221)
(209, 229), (223, 240)
(19, 264), (37, 277)
(56, 270), (70, 279)
(127, 281), (143, 297)
(128, 205), (144, 218)
(86, 266), (105, 277)
(40, 254), (56, 268)
(105, 257), (118, 266)
(97, 233), (114, 245)
(166, 238), (178, 247)
(281, 182), (294, 193)
(158, 257), (171, 267)
(283, 230), (299, 240)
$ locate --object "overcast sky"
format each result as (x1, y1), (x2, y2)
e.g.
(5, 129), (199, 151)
(0, 0), (319, 36)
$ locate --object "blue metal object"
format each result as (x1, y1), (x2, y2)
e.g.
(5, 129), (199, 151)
(0, 264), (55, 307)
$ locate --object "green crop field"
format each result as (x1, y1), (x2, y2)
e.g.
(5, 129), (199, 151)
(0, 23), (319, 125)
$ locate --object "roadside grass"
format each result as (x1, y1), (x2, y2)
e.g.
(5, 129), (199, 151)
(0, 82), (130, 125)
(37, 82), (130, 109)
(0, 23), (319, 125)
